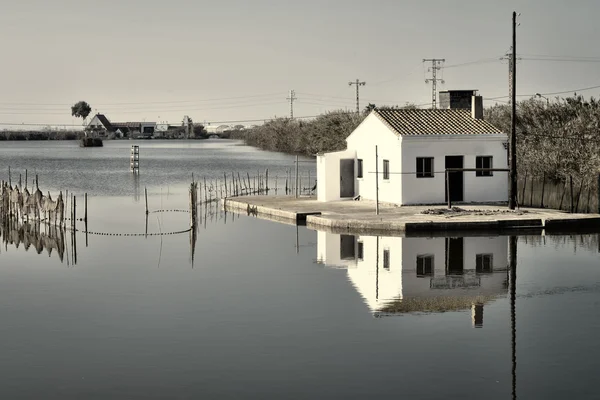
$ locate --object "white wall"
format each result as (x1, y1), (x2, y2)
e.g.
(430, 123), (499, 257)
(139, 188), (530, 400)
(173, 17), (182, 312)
(400, 134), (508, 205)
(347, 236), (404, 312)
(317, 149), (356, 202)
(316, 231), (358, 268)
(87, 115), (105, 129)
(346, 114), (402, 203)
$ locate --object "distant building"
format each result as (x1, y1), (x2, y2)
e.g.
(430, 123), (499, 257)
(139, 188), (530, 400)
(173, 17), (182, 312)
(86, 114), (155, 138)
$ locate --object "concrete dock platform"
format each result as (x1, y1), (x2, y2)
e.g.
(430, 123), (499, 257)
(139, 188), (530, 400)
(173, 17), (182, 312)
(222, 196), (600, 234)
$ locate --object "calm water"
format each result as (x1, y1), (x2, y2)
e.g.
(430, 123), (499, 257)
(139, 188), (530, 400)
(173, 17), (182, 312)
(1, 140), (600, 399)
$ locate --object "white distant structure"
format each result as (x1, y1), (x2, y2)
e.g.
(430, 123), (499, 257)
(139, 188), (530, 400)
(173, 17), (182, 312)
(317, 232), (508, 323)
(317, 91), (509, 205)
(205, 124), (231, 134)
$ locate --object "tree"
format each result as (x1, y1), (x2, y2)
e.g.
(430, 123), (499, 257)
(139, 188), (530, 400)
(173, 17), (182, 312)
(71, 101), (92, 124)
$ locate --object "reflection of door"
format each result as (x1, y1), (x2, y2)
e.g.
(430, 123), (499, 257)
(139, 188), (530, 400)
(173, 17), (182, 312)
(340, 235), (356, 260)
(445, 237), (464, 275)
(445, 156), (464, 202)
(340, 159), (355, 198)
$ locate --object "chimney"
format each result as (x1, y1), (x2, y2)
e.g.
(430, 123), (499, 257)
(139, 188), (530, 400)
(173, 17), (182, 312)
(439, 90), (477, 110)
(471, 95), (483, 120)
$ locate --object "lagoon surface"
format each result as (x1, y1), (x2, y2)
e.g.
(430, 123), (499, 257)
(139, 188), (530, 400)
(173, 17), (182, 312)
(1, 140), (600, 399)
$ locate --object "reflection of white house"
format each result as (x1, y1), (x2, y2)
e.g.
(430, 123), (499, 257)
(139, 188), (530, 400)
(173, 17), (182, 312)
(317, 91), (509, 205)
(317, 232), (509, 326)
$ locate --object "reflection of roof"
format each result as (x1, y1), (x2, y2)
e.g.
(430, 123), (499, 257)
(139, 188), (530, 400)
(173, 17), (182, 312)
(378, 294), (500, 314)
(373, 109), (503, 135)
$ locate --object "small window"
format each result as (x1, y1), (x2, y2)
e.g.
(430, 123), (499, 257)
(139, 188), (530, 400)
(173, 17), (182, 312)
(476, 254), (493, 273)
(476, 156), (493, 176)
(416, 157), (434, 178)
(357, 159), (363, 178)
(417, 255), (434, 277)
(383, 249), (390, 270)
(383, 160), (390, 180)
(357, 242), (364, 261)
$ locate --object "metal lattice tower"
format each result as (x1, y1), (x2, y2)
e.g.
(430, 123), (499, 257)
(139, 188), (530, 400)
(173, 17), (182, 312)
(286, 90), (297, 119)
(348, 79), (366, 113)
(423, 59), (445, 109)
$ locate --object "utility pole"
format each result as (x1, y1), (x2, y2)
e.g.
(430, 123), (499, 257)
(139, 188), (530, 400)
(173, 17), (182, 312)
(509, 11), (518, 210)
(423, 58), (445, 109)
(286, 90), (297, 119)
(348, 79), (366, 113)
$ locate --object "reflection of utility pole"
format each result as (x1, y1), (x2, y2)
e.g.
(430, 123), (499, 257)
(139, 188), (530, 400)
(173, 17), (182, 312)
(423, 58), (445, 109)
(509, 235), (518, 400)
(287, 90), (297, 119)
(348, 79), (366, 113)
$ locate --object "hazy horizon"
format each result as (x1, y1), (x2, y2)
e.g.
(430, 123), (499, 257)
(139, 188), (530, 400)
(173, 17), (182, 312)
(1, 0), (600, 128)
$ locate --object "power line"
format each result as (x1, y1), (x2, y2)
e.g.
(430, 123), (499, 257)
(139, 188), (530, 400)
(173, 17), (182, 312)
(0, 92), (286, 107)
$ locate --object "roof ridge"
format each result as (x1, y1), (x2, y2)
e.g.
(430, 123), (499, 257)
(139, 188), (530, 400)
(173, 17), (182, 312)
(373, 108), (503, 135)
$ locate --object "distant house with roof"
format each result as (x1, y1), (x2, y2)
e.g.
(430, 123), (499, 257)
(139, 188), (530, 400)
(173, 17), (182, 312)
(316, 91), (508, 205)
(86, 114), (156, 138)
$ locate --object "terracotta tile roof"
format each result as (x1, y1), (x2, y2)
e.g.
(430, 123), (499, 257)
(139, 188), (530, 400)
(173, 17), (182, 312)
(373, 109), (503, 135)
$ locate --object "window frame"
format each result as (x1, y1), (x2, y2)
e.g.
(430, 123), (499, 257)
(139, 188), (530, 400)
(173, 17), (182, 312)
(357, 159), (363, 179)
(416, 255), (434, 277)
(416, 157), (434, 178)
(383, 249), (390, 270)
(383, 160), (390, 180)
(476, 156), (493, 177)
(476, 254), (493, 273)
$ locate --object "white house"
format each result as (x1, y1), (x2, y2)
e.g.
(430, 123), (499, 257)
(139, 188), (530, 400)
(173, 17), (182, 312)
(317, 92), (508, 205)
(317, 231), (509, 324)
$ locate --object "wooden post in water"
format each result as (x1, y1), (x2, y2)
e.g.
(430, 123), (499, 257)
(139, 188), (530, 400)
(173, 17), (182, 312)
(73, 195), (77, 230)
(35, 174), (38, 190)
(145, 187), (149, 215)
(19, 174), (22, 189)
(265, 169), (269, 194)
(8, 166), (11, 187)
(84, 193), (88, 223)
(25, 170), (27, 190)
(570, 175), (574, 213)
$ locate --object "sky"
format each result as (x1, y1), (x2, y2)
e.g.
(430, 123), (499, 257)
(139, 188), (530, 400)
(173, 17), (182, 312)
(1, 0), (600, 128)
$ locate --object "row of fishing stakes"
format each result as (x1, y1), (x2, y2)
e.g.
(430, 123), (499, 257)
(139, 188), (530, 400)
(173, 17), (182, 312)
(1, 168), (88, 230)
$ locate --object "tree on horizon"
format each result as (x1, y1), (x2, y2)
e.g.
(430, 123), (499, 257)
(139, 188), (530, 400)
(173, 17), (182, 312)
(71, 101), (92, 125)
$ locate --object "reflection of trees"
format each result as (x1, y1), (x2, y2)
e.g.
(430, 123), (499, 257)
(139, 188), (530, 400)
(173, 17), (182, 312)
(1, 218), (65, 262)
